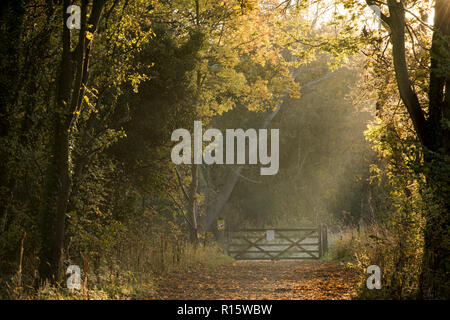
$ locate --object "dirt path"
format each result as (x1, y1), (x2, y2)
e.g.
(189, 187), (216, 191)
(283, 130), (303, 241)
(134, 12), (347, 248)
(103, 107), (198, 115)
(150, 260), (361, 300)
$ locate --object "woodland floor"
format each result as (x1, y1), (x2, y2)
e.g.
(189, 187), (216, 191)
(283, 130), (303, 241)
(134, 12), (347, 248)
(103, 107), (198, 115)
(150, 260), (361, 300)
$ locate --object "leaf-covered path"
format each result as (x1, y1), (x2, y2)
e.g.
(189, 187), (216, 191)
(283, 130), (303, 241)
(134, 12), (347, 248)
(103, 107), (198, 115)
(150, 260), (361, 300)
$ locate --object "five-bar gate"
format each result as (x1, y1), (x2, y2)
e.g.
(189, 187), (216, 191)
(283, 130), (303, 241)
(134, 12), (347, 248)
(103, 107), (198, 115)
(226, 226), (328, 260)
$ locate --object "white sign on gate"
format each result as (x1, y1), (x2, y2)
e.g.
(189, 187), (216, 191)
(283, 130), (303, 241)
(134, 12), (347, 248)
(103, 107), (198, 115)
(266, 230), (275, 242)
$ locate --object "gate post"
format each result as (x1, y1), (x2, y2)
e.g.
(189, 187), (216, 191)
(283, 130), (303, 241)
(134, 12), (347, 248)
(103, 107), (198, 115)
(226, 226), (230, 255)
(318, 225), (323, 258)
(320, 224), (328, 256)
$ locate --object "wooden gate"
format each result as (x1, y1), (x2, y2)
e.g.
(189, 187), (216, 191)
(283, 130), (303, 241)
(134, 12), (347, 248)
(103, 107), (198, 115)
(226, 226), (328, 260)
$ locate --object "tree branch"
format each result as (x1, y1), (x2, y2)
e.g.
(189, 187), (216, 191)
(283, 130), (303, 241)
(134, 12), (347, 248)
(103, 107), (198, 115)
(174, 167), (191, 202)
(385, 0), (429, 147)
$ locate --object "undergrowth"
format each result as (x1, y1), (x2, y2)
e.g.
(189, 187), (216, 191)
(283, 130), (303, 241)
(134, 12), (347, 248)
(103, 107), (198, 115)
(2, 241), (232, 300)
(328, 222), (423, 299)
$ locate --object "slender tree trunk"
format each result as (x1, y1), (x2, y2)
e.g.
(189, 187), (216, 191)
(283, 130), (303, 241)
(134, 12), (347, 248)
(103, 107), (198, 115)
(187, 165), (199, 243)
(38, 0), (104, 283)
(38, 0), (76, 283)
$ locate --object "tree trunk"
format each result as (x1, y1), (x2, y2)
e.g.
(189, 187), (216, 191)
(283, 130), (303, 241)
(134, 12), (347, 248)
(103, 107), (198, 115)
(38, 0), (104, 283)
(419, 180), (450, 299)
(187, 165), (199, 243)
(419, 0), (450, 299)
(38, 0), (76, 283)
(371, 0), (450, 299)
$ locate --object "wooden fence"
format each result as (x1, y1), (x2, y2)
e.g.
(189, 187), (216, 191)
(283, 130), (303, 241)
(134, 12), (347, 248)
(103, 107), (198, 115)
(226, 225), (328, 260)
